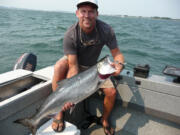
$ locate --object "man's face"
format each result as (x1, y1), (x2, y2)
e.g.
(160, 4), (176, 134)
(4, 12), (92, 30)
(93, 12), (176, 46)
(76, 5), (98, 31)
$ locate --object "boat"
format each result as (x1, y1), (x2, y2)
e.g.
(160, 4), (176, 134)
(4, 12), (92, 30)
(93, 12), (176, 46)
(0, 53), (179, 135)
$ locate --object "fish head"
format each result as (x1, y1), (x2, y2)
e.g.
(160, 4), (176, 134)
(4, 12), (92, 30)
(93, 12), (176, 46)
(97, 55), (116, 79)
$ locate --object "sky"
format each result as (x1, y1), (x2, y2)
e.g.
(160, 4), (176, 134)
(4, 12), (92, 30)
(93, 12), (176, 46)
(0, 0), (180, 19)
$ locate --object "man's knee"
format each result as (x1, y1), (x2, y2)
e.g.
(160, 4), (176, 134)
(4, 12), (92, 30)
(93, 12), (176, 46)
(52, 58), (68, 91)
(103, 88), (117, 97)
(54, 58), (68, 73)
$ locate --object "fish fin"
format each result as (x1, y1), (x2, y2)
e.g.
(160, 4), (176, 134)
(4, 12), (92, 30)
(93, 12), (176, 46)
(69, 104), (76, 114)
(96, 81), (104, 89)
(14, 118), (37, 135)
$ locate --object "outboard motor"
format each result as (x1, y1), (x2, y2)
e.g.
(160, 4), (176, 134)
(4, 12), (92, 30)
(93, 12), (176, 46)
(13, 53), (37, 71)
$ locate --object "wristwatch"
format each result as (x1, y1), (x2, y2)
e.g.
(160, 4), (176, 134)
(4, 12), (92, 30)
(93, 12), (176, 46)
(115, 61), (125, 68)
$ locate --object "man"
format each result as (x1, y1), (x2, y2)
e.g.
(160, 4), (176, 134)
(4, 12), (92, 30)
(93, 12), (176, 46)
(52, 0), (124, 135)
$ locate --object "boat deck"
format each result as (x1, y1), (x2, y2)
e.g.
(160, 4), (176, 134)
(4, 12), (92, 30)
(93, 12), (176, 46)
(80, 100), (180, 135)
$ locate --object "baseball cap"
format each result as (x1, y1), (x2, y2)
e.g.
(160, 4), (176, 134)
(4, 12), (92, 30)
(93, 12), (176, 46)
(77, 0), (98, 9)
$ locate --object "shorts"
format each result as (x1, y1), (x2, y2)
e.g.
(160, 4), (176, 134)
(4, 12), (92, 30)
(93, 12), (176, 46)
(60, 56), (115, 88)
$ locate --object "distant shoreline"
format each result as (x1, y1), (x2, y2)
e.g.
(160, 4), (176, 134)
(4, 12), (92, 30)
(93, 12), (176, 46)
(0, 6), (180, 21)
(111, 15), (180, 21)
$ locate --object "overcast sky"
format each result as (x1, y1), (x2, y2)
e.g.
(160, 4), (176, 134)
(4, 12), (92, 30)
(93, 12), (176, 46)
(0, 0), (180, 19)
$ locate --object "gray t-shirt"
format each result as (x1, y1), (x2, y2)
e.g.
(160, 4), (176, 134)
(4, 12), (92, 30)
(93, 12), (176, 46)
(63, 19), (118, 66)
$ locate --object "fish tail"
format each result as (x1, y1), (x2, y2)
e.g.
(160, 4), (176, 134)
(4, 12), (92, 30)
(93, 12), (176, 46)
(14, 118), (37, 135)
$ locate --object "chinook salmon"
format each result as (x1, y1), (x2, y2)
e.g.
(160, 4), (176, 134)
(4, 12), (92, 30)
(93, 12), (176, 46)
(15, 55), (116, 135)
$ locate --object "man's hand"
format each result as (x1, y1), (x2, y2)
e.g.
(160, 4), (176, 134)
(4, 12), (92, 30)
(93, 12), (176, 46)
(110, 48), (125, 76)
(111, 62), (124, 76)
(62, 102), (75, 112)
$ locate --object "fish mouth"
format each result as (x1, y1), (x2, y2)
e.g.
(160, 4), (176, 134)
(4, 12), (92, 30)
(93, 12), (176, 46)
(98, 73), (112, 80)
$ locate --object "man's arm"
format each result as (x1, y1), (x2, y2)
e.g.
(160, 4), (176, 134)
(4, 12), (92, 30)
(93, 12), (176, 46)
(110, 47), (125, 76)
(66, 54), (79, 78)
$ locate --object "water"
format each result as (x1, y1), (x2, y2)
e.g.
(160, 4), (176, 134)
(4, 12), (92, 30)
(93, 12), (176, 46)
(0, 7), (180, 76)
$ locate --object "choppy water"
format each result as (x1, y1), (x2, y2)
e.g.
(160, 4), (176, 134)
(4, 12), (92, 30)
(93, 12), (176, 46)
(0, 7), (180, 76)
